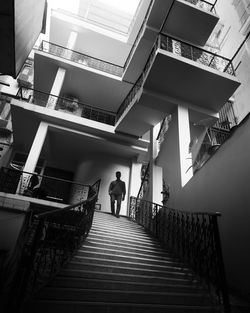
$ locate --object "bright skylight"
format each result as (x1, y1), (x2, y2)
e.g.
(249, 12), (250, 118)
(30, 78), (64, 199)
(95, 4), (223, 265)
(48, 0), (141, 40)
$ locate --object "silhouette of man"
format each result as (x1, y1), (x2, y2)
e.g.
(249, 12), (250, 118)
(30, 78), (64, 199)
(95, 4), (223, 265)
(108, 171), (126, 218)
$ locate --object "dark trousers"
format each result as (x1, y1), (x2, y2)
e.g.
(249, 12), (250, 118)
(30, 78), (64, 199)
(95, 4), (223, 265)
(110, 194), (122, 216)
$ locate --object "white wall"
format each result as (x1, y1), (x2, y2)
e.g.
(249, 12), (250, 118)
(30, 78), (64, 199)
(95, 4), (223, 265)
(158, 112), (250, 297)
(74, 153), (131, 216)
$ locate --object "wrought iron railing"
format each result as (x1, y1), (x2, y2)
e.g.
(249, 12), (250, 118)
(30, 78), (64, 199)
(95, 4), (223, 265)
(129, 196), (230, 312)
(17, 87), (117, 126)
(2, 179), (100, 312)
(184, 0), (218, 13)
(117, 32), (235, 123)
(0, 167), (91, 205)
(189, 101), (237, 173)
(160, 34), (235, 75)
(38, 40), (123, 77)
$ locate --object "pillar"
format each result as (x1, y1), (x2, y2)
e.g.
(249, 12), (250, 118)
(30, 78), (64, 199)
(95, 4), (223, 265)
(47, 67), (66, 109)
(149, 124), (163, 204)
(18, 122), (48, 194)
(177, 105), (193, 187)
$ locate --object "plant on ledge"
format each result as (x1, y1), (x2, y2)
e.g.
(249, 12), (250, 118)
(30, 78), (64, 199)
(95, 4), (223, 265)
(59, 96), (79, 112)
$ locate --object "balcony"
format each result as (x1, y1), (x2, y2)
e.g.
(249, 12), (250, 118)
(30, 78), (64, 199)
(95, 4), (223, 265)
(115, 34), (240, 137)
(17, 87), (117, 126)
(38, 41), (124, 77)
(162, 0), (219, 46)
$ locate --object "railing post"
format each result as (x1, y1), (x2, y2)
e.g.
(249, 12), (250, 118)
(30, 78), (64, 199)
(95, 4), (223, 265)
(212, 214), (231, 313)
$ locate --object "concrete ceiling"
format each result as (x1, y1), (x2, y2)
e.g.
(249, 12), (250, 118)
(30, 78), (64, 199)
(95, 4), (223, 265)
(162, 0), (219, 46)
(144, 50), (240, 112)
(34, 51), (133, 112)
(10, 101), (148, 170)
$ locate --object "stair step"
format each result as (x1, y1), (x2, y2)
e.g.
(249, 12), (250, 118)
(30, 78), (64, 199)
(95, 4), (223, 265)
(90, 229), (161, 245)
(79, 245), (179, 262)
(67, 261), (193, 279)
(72, 255), (191, 273)
(25, 300), (218, 313)
(60, 268), (199, 285)
(83, 239), (173, 256)
(76, 250), (186, 267)
(36, 287), (212, 305)
(51, 276), (206, 293)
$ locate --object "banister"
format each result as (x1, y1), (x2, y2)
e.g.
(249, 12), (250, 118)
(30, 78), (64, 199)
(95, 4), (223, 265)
(129, 196), (230, 312)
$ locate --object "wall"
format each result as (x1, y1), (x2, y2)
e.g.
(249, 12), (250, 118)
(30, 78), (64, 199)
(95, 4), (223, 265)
(74, 153), (131, 216)
(159, 112), (250, 297)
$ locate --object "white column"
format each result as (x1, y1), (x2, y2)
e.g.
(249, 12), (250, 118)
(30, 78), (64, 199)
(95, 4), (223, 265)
(18, 122), (48, 194)
(47, 68), (66, 109)
(177, 105), (193, 187)
(129, 159), (141, 198)
(66, 31), (78, 60)
(149, 125), (163, 204)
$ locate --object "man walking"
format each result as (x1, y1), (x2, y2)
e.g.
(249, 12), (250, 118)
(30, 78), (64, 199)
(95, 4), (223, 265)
(108, 171), (126, 218)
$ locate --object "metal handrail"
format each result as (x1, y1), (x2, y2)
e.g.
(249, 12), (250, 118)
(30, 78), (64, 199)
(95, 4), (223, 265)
(129, 196), (230, 312)
(17, 87), (117, 126)
(38, 40), (123, 77)
(3, 179), (100, 312)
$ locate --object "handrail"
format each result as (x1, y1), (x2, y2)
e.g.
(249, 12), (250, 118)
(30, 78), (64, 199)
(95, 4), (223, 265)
(184, 0), (217, 13)
(3, 179), (100, 312)
(159, 34), (235, 75)
(129, 196), (230, 312)
(38, 40), (123, 77)
(17, 86), (117, 126)
(35, 179), (101, 218)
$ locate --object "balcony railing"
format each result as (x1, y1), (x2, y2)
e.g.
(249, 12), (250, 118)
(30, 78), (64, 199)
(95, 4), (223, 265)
(184, 0), (218, 13)
(38, 40), (123, 77)
(117, 33), (235, 123)
(17, 87), (117, 126)
(160, 34), (235, 75)
(0, 167), (92, 205)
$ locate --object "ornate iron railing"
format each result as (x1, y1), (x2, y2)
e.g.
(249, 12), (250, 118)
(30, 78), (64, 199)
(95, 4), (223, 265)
(2, 179), (100, 312)
(117, 32), (235, 123)
(160, 34), (235, 75)
(129, 196), (230, 312)
(0, 167), (91, 205)
(184, 0), (218, 13)
(38, 40), (123, 77)
(17, 87), (117, 126)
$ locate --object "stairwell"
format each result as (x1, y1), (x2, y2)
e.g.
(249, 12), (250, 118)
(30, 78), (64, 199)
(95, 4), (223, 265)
(25, 211), (219, 313)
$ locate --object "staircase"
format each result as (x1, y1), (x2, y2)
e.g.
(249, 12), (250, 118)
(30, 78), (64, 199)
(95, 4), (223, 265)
(25, 211), (219, 313)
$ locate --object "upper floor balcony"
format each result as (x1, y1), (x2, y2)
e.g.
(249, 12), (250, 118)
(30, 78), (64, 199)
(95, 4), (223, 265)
(148, 0), (219, 47)
(115, 33), (240, 137)
(38, 41), (124, 77)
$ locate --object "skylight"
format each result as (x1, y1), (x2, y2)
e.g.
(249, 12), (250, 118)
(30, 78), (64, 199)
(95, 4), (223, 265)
(48, 0), (141, 41)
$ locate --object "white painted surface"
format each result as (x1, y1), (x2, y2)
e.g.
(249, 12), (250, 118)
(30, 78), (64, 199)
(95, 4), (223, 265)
(74, 153), (131, 216)
(47, 67), (66, 109)
(177, 105), (193, 186)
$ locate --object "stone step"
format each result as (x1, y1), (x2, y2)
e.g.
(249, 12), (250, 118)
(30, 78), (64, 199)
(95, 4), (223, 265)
(83, 239), (173, 257)
(72, 255), (191, 273)
(76, 250), (186, 267)
(79, 245), (179, 262)
(66, 261), (194, 280)
(60, 268), (199, 285)
(90, 228), (161, 245)
(25, 300), (218, 313)
(87, 233), (165, 250)
(50, 276), (206, 293)
(35, 287), (212, 306)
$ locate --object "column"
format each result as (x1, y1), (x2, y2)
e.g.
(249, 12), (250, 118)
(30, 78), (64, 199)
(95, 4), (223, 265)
(149, 124), (163, 204)
(47, 67), (66, 110)
(177, 105), (193, 187)
(18, 122), (48, 194)
(66, 31), (78, 60)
